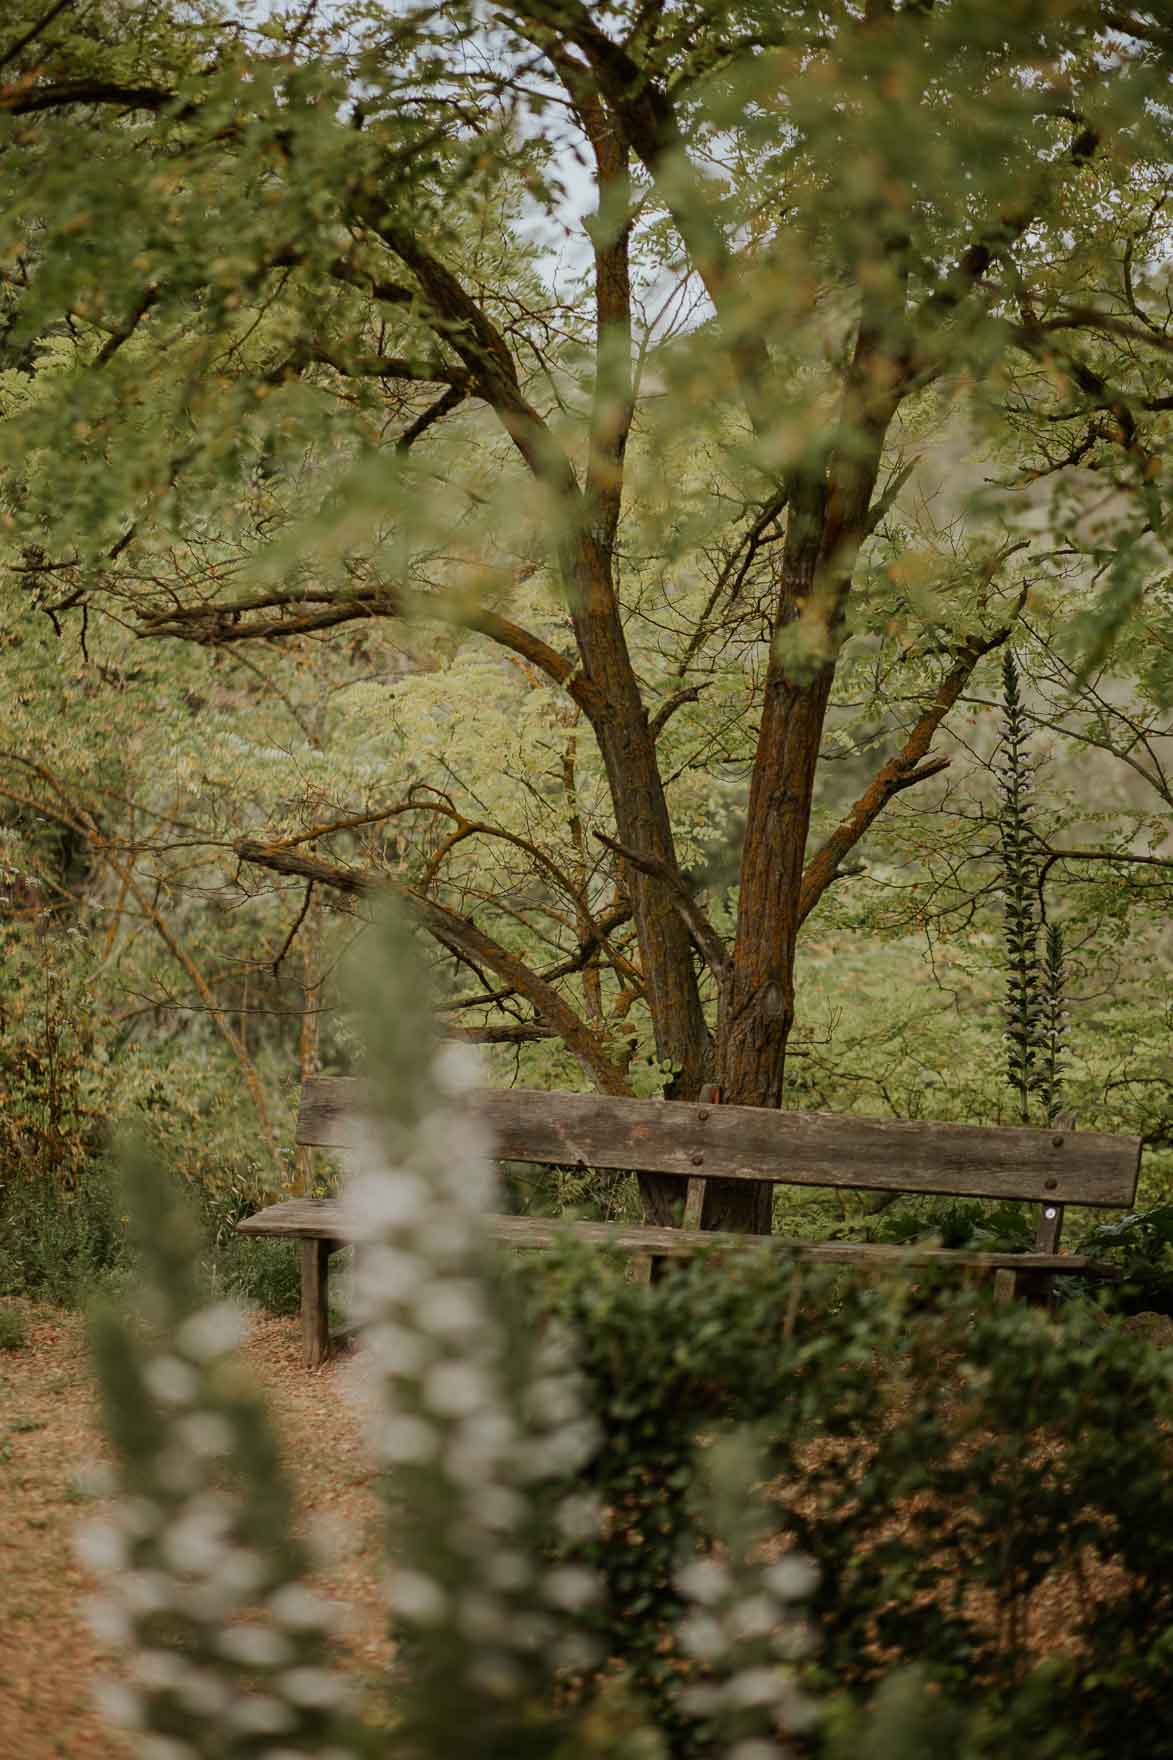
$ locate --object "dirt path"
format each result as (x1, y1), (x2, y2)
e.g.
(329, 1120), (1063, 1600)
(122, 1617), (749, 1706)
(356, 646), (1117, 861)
(0, 1299), (390, 1760)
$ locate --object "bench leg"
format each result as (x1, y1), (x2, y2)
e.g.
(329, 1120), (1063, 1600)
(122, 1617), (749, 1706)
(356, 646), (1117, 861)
(993, 1268), (1018, 1305)
(301, 1239), (333, 1369)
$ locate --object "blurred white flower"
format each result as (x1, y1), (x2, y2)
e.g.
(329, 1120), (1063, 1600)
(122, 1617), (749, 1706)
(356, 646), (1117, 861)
(467, 1652), (525, 1700)
(348, 1168), (429, 1232)
(413, 1279), (486, 1339)
(730, 1592), (778, 1640)
(541, 1566), (598, 1613)
(217, 1624), (293, 1667)
(175, 1302), (246, 1363)
(678, 1611), (725, 1662)
(74, 1519), (126, 1574)
(434, 1042), (483, 1093)
(363, 1321), (432, 1376)
(377, 1413), (438, 1464)
(677, 1557), (731, 1605)
(389, 1568), (448, 1625)
(132, 1649), (187, 1690)
(92, 1679), (143, 1729)
(422, 1360), (490, 1418)
(82, 1594), (132, 1646)
(763, 1556), (819, 1602)
(279, 1666), (350, 1709)
(268, 1584), (336, 1631)
(726, 1666), (786, 1709)
(174, 1413), (234, 1459)
(142, 1356), (200, 1408)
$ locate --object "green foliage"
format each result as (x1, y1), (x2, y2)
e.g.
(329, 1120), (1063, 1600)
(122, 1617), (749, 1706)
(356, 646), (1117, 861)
(0, 1156), (124, 1304)
(547, 1248), (1173, 1760)
(0, 1302), (28, 1350)
(1081, 1204), (1173, 1315)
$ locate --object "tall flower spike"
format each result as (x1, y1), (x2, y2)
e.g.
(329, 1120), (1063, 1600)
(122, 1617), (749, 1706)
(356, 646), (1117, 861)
(343, 905), (601, 1760)
(675, 1432), (819, 1760)
(82, 1142), (358, 1760)
(998, 650), (1043, 1123)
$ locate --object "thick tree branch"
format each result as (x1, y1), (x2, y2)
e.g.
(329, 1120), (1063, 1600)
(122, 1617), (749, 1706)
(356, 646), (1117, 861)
(0, 79), (177, 114)
(500, 0), (773, 421)
(235, 840), (632, 1094)
(798, 576), (1028, 924)
(138, 586), (601, 715)
(594, 830), (728, 984)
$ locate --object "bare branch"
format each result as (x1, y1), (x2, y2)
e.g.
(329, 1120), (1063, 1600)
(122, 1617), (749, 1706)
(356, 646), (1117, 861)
(235, 839), (632, 1094)
(594, 830), (728, 982)
(799, 568), (1029, 924)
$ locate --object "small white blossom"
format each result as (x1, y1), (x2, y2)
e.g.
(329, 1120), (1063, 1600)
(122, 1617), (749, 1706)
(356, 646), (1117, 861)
(83, 1595), (132, 1646)
(117, 1570), (175, 1615)
(434, 1041), (483, 1093)
(139, 1736), (198, 1760)
(677, 1558), (731, 1605)
(413, 1279), (486, 1338)
(389, 1568), (448, 1625)
(217, 1624), (293, 1667)
(176, 1669), (230, 1716)
(279, 1666), (350, 1709)
(485, 1550), (531, 1592)
(219, 1546), (267, 1597)
(74, 1519), (126, 1574)
(551, 1631), (601, 1672)
(731, 1593), (778, 1641)
(134, 1650), (189, 1691)
(726, 1666), (787, 1709)
(422, 1359), (491, 1417)
(142, 1356), (200, 1407)
(555, 1493), (601, 1541)
(174, 1413), (235, 1459)
(763, 1556), (819, 1602)
(377, 1413), (438, 1464)
(467, 1652), (525, 1700)
(268, 1584), (336, 1630)
(73, 1461), (116, 1498)
(175, 1301), (246, 1363)
(678, 1611), (726, 1662)
(457, 1590), (508, 1642)
(363, 1321), (431, 1375)
(541, 1567), (598, 1613)
(475, 1486), (524, 1532)
(92, 1680), (143, 1729)
(347, 1168), (429, 1231)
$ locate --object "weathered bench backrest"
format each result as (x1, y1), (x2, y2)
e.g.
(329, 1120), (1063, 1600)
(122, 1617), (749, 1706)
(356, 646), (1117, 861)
(298, 1080), (1141, 1209)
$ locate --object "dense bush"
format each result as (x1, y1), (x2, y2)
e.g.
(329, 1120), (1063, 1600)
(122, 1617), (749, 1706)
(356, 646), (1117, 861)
(545, 1248), (1173, 1759)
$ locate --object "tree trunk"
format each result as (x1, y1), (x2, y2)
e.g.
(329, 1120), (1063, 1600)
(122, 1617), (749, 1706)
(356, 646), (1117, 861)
(567, 534), (711, 1223)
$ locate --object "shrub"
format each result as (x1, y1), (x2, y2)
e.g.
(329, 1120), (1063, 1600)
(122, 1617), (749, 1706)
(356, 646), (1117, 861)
(0, 1302), (28, 1350)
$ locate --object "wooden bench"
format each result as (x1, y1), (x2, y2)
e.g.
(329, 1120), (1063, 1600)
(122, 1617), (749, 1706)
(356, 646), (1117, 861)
(237, 1080), (1142, 1366)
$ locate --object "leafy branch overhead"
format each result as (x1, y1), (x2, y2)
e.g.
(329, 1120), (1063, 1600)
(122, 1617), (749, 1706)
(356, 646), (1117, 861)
(2, 0), (1170, 1230)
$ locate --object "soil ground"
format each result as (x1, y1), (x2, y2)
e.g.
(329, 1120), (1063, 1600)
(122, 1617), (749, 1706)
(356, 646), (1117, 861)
(0, 1299), (390, 1760)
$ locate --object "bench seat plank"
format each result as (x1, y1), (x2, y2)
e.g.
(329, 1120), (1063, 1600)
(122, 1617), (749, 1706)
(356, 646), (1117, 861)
(296, 1082), (1141, 1208)
(236, 1200), (1114, 1276)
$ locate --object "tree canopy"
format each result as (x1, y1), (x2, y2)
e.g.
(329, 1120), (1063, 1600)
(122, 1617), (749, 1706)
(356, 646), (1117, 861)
(2, 1), (1171, 1229)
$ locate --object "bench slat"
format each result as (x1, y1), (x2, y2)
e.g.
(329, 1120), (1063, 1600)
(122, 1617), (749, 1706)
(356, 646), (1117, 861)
(296, 1081), (1140, 1208)
(235, 1200), (1115, 1276)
